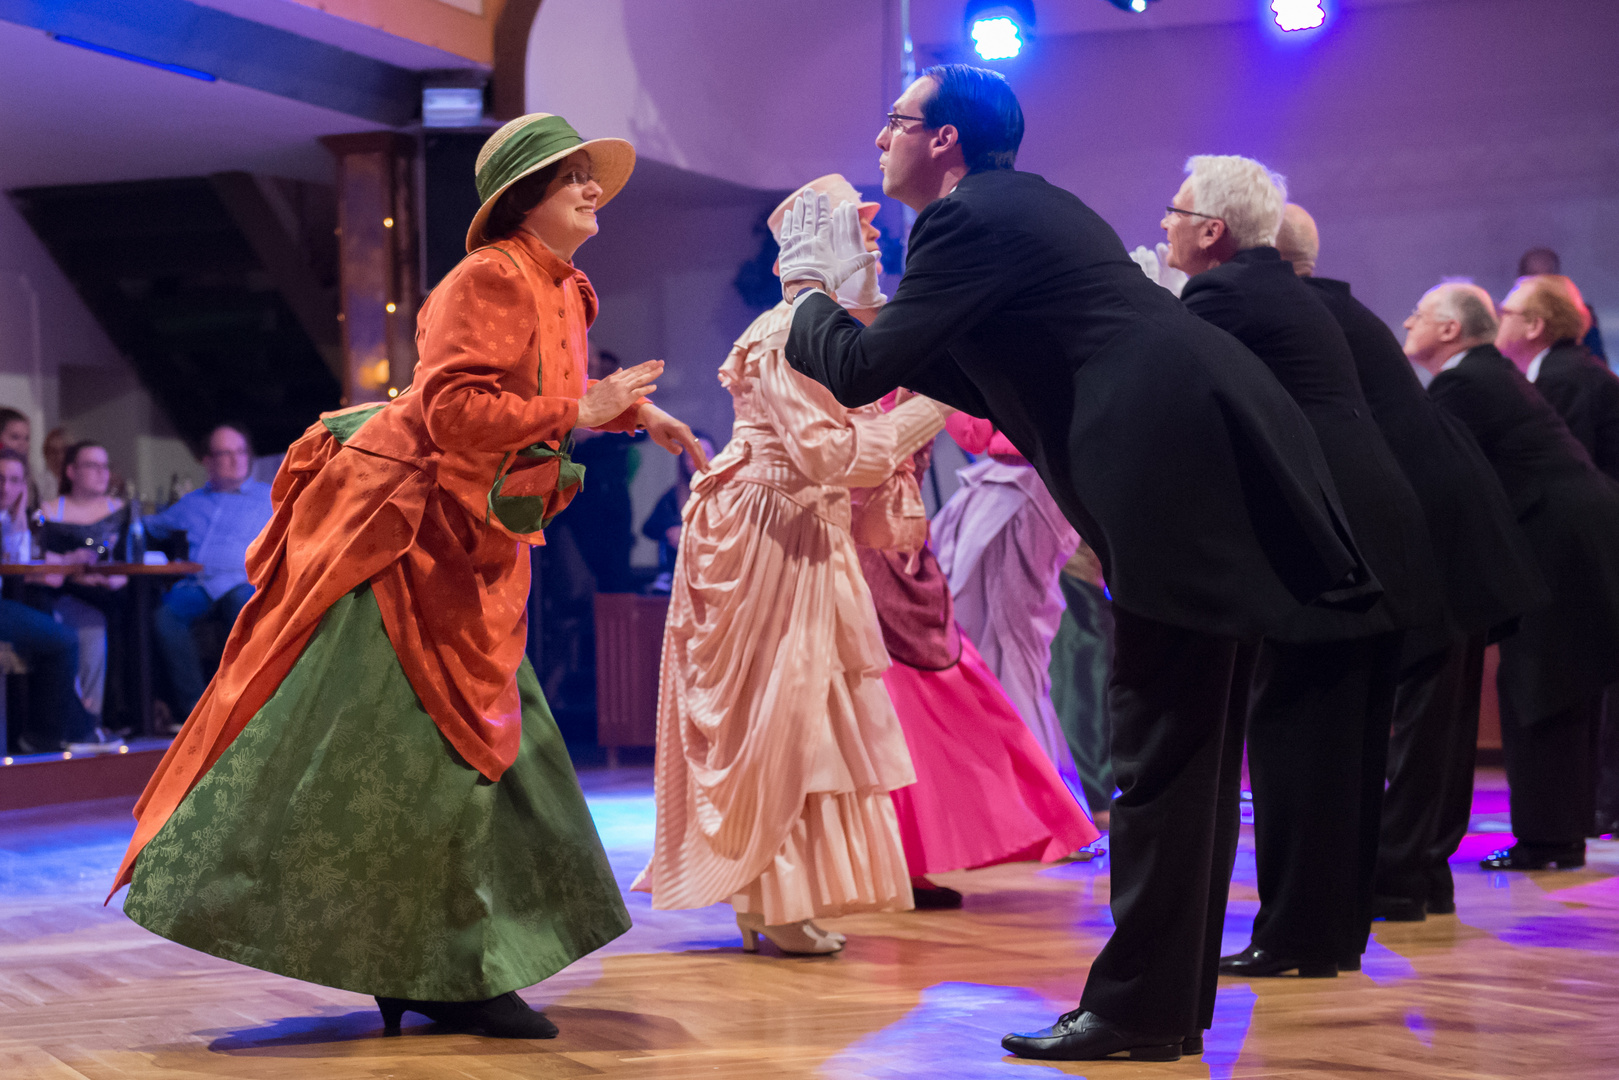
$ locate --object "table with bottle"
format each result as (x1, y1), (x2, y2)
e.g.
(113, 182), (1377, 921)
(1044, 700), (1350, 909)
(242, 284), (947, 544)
(0, 498), (204, 737)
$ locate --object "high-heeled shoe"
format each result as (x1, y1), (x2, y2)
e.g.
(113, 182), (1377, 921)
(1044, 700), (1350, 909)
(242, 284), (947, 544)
(809, 920), (847, 945)
(736, 911), (843, 955)
(375, 991), (559, 1038)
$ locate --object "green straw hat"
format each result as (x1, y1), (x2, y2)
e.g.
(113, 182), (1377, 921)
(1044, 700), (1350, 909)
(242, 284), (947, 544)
(466, 112), (635, 252)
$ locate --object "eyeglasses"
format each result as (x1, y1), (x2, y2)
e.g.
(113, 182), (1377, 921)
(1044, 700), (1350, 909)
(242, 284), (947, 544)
(884, 112), (927, 133)
(1498, 307), (1527, 320)
(556, 170), (596, 188)
(1165, 205), (1222, 221)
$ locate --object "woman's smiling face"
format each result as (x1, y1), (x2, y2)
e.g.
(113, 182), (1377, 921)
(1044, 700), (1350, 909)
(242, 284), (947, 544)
(522, 150), (603, 261)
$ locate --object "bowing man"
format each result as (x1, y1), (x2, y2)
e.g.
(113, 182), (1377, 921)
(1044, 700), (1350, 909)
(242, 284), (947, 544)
(1404, 282), (1619, 872)
(779, 63), (1372, 1063)
(1276, 206), (1547, 924)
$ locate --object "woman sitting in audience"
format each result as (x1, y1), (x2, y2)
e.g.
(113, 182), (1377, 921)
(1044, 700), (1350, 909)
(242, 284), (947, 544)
(33, 441), (128, 729)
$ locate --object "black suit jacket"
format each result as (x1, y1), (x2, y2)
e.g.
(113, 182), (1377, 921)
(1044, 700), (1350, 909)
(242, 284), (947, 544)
(1305, 277), (1547, 657)
(785, 169), (1371, 641)
(1533, 340), (1619, 482)
(1182, 249), (1441, 643)
(1429, 345), (1619, 723)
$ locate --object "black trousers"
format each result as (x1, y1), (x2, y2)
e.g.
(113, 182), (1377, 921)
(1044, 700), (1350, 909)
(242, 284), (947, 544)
(1377, 635), (1485, 908)
(1594, 685), (1619, 833)
(1247, 632), (1402, 965)
(1499, 690), (1601, 848)
(1079, 607), (1249, 1038)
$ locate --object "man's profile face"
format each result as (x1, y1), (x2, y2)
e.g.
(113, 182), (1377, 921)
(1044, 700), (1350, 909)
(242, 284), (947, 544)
(1402, 291), (1449, 361)
(1161, 179), (1216, 275)
(1494, 284), (1538, 363)
(877, 78), (937, 202)
(1, 419), (28, 458)
(206, 427), (252, 492)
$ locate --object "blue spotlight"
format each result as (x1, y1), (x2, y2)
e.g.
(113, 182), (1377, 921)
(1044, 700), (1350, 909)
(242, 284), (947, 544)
(1103, 0), (1160, 11)
(1272, 0), (1327, 31)
(971, 17), (1022, 60)
(964, 1), (1035, 62)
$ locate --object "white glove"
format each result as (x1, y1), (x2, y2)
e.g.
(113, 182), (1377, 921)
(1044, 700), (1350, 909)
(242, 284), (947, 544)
(833, 201), (886, 310)
(1128, 245), (1162, 282)
(777, 191), (877, 296)
(1156, 241), (1189, 295)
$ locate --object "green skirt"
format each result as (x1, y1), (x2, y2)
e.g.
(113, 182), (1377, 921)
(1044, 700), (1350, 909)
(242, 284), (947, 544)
(124, 584), (630, 1001)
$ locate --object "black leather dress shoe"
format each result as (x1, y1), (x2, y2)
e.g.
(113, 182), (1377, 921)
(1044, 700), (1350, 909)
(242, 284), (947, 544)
(911, 882), (964, 910)
(1371, 894), (1426, 922)
(1479, 844), (1584, 871)
(1183, 1032), (1205, 1055)
(1337, 954), (1361, 972)
(1218, 945), (1336, 978)
(1001, 1009), (1180, 1061)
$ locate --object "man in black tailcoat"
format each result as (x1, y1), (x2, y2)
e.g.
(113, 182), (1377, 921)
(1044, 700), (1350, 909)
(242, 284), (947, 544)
(775, 64), (1371, 1063)
(1405, 282), (1619, 870)
(1276, 206), (1548, 923)
(1166, 160), (1441, 980)
(1496, 273), (1619, 836)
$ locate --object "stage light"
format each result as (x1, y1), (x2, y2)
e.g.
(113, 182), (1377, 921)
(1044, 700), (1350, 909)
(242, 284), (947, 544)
(1272, 0), (1327, 31)
(964, 1), (1035, 61)
(1102, 0), (1160, 11)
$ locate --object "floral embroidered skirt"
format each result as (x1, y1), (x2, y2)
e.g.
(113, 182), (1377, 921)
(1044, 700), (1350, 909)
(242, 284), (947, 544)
(123, 584), (630, 1001)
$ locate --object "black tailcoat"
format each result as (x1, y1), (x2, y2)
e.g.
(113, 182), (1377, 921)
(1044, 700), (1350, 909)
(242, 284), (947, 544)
(786, 169), (1370, 642)
(1305, 277), (1547, 655)
(1533, 340), (1619, 482)
(1182, 249), (1441, 643)
(1429, 346), (1619, 723)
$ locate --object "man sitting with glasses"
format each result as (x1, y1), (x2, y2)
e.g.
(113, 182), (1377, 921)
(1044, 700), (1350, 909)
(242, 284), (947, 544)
(143, 423), (273, 725)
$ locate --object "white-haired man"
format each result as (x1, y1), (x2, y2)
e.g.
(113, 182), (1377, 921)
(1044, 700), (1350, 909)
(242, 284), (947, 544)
(1277, 210), (1546, 924)
(1170, 157), (1443, 979)
(1405, 282), (1619, 871)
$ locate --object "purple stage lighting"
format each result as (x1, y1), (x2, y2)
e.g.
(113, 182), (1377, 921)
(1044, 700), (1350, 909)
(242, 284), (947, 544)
(1272, 0), (1326, 32)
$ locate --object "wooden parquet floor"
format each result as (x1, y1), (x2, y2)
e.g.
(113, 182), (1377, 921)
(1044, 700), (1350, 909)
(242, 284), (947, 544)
(2, 768), (1617, 1079)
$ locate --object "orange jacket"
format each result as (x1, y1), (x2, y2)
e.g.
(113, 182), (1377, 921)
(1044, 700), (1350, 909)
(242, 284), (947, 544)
(112, 230), (638, 896)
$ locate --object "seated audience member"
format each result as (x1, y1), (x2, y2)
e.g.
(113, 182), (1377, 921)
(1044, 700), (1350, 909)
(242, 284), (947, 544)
(0, 408), (37, 510)
(1497, 274), (1619, 480)
(35, 441), (128, 731)
(642, 432), (716, 593)
(142, 423), (272, 722)
(1404, 282), (1619, 871)
(1518, 248), (1605, 361)
(0, 449), (33, 562)
(0, 596), (98, 753)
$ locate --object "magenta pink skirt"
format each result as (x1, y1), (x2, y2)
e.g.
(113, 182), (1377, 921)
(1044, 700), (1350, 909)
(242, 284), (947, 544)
(886, 634), (1099, 874)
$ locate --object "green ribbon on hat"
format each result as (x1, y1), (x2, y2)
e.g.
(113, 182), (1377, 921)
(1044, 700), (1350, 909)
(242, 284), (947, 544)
(476, 115), (584, 203)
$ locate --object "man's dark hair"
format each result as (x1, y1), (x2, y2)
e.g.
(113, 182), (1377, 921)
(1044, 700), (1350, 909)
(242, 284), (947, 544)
(0, 407), (27, 432)
(918, 64), (1024, 172)
(208, 422), (254, 454)
(485, 162), (564, 240)
(1518, 246), (1560, 276)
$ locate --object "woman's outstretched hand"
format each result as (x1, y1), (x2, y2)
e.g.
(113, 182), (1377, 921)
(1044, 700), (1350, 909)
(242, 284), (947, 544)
(639, 403), (710, 472)
(577, 359), (663, 428)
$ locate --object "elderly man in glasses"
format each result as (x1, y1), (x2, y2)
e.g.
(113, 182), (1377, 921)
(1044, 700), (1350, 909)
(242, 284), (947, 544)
(143, 423), (273, 723)
(778, 64), (1375, 1063)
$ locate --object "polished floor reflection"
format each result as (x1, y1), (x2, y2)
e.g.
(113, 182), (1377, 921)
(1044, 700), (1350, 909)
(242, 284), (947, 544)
(2, 766), (1616, 1078)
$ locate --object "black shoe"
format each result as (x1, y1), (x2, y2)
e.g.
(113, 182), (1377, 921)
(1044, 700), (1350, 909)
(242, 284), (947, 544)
(1001, 1009), (1181, 1062)
(1479, 844), (1584, 871)
(1426, 896), (1456, 915)
(376, 992), (558, 1039)
(1371, 894), (1426, 922)
(910, 882), (964, 910)
(1183, 1032), (1205, 1055)
(1218, 945), (1336, 978)
(1337, 954), (1362, 972)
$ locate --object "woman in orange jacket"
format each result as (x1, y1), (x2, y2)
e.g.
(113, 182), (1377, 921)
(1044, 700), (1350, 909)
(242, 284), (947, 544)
(113, 113), (705, 1040)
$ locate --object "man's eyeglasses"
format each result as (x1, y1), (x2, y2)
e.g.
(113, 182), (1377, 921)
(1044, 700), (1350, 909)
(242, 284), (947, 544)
(1165, 205), (1222, 221)
(885, 112), (927, 133)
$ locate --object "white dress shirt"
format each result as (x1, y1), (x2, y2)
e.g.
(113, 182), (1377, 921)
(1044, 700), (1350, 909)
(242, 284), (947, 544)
(1526, 347), (1552, 383)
